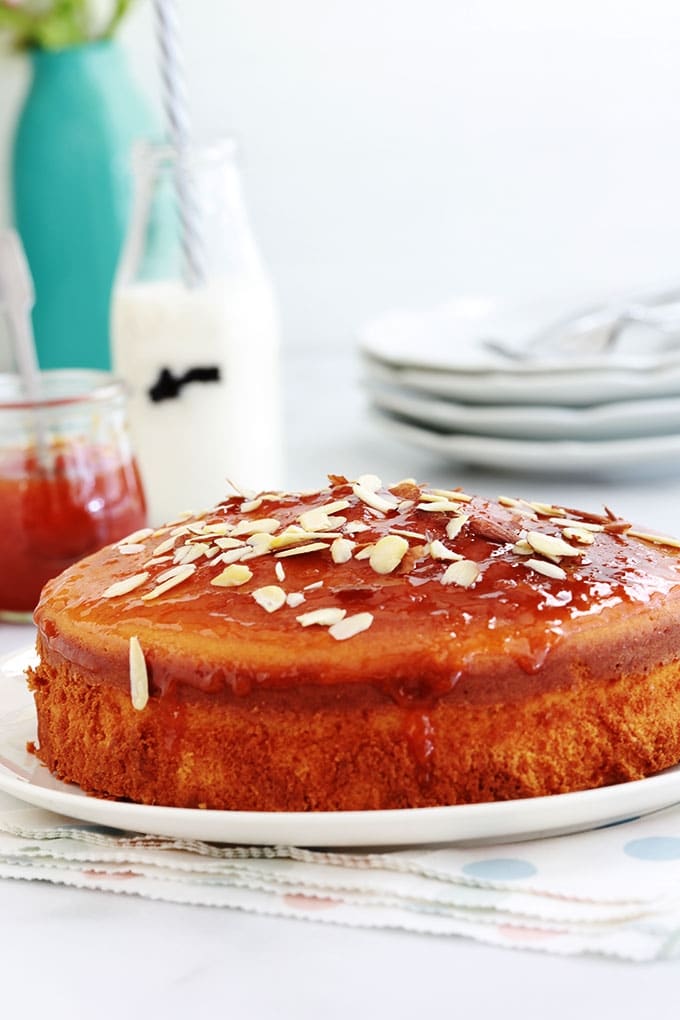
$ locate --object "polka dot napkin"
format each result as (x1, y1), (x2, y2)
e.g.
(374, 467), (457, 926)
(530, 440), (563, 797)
(2, 790), (680, 961)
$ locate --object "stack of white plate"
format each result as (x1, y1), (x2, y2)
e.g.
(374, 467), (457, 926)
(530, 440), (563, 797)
(360, 297), (680, 476)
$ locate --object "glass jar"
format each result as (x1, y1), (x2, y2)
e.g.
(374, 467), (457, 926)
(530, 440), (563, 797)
(111, 139), (283, 526)
(0, 370), (147, 619)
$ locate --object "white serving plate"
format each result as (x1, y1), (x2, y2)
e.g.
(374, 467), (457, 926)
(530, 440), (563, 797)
(2, 649), (680, 848)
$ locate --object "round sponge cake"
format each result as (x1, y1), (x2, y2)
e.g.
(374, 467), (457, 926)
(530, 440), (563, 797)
(29, 474), (680, 811)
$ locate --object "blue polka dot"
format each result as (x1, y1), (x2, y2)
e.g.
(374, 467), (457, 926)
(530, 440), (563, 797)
(624, 837), (680, 861)
(462, 857), (537, 881)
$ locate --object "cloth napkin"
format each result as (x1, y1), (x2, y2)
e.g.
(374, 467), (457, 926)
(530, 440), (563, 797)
(2, 790), (680, 962)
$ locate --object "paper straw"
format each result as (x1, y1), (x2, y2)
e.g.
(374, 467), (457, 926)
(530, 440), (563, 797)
(153, 0), (205, 287)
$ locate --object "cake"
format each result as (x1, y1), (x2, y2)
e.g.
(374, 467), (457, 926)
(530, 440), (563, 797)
(29, 473), (680, 811)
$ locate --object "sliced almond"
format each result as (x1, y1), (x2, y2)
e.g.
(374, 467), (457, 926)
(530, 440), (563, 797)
(102, 572), (150, 598)
(211, 564), (253, 587)
(120, 527), (153, 545)
(440, 560), (480, 587)
(512, 539), (533, 555)
(231, 517), (281, 537)
(525, 558), (567, 580)
(446, 514), (469, 540)
(369, 535), (409, 574)
(298, 507), (345, 532)
(391, 528), (427, 541)
(304, 580), (324, 591)
(218, 547), (249, 565)
(274, 541), (330, 559)
(143, 556), (173, 568)
(626, 528), (680, 549)
(241, 497), (263, 513)
(352, 483), (399, 513)
(526, 531), (582, 561)
(152, 536), (177, 556)
(356, 474), (382, 491)
(128, 636), (148, 711)
(430, 488), (473, 502)
(331, 537), (355, 564)
(524, 501), (567, 518)
(429, 539), (464, 562)
(286, 592), (305, 608)
(175, 542), (211, 564)
(552, 519), (604, 533)
(354, 545), (375, 561)
(275, 561), (286, 582)
(345, 521), (371, 535)
(141, 564), (197, 600)
(296, 607), (347, 627)
(118, 543), (146, 556)
(328, 611), (374, 641)
(252, 585), (287, 612)
(416, 500), (466, 513)
(215, 537), (247, 550)
(562, 526), (596, 546)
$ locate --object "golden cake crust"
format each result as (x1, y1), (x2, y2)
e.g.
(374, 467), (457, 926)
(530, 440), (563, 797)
(30, 475), (680, 810)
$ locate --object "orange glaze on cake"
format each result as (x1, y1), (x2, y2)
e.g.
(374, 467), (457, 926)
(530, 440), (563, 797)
(29, 474), (680, 810)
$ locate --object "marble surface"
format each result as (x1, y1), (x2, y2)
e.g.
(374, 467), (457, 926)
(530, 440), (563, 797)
(3, 344), (680, 1015)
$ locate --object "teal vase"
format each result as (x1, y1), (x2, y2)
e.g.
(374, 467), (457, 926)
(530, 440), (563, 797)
(12, 40), (153, 371)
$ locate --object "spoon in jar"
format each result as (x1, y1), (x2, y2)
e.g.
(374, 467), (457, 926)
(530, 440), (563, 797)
(0, 228), (49, 467)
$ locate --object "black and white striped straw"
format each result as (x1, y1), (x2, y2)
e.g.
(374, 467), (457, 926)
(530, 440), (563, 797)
(153, 0), (205, 287)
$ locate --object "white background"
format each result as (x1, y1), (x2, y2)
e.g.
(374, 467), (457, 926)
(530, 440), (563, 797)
(2, 0), (680, 352)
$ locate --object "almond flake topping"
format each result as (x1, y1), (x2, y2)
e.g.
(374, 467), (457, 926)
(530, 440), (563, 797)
(118, 543), (146, 555)
(270, 526), (338, 550)
(627, 529), (680, 550)
(446, 515), (469, 540)
(128, 636), (148, 711)
(141, 564), (197, 600)
(102, 572), (150, 598)
(120, 527), (154, 545)
(356, 474), (382, 491)
(525, 501), (567, 518)
(346, 521), (371, 535)
(211, 564), (253, 587)
(143, 556), (173, 568)
(354, 544), (375, 561)
(274, 541), (330, 559)
(241, 497), (263, 513)
(524, 558), (567, 580)
(562, 526), (596, 546)
(231, 517), (281, 537)
(352, 483), (399, 513)
(296, 607), (347, 627)
(286, 592), (305, 608)
(275, 561), (286, 582)
(369, 534), (407, 575)
(218, 547), (249, 565)
(551, 519), (604, 533)
(329, 612), (374, 641)
(526, 531), (582, 562)
(512, 539), (533, 555)
(429, 539), (464, 562)
(298, 507), (346, 532)
(174, 542), (210, 565)
(215, 537), (247, 550)
(440, 560), (480, 588)
(416, 500), (467, 513)
(252, 585), (287, 613)
(429, 488), (473, 503)
(331, 537), (355, 564)
(152, 536), (177, 556)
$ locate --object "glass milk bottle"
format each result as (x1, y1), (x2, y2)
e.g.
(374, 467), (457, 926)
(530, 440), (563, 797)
(111, 139), (282, 526)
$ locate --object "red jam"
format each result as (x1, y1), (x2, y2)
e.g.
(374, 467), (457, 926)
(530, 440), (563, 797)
(1, 440), (146, 614)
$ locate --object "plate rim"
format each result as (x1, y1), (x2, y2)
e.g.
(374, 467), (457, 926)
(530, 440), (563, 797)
(2, 646), (680, 848)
